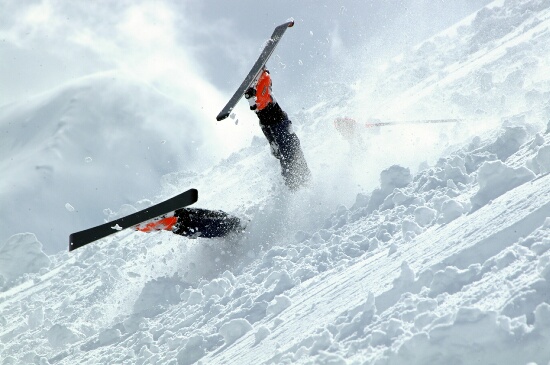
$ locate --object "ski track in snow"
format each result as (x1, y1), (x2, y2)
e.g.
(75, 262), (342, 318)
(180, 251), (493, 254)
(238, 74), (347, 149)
(3, 0), (550, 364)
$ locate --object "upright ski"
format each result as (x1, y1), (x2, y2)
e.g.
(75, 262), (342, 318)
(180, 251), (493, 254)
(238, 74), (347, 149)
(69, 189), (198, 251)
(216, 20), (294, 121)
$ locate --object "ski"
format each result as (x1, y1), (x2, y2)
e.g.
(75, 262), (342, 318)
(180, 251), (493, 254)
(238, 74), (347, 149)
(69, 189), (198, 251)
(216, 20), (294, 121)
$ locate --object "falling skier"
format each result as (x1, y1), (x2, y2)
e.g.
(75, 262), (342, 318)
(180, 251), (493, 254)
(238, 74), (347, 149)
(139, 70), (312, 242)
(69, 21), (309, 251)
(245, 69), (311, 190)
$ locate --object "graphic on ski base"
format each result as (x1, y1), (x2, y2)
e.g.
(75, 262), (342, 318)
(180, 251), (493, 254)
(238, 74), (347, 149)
(216, 20), (294, 121)
(69, 189), (243, 251)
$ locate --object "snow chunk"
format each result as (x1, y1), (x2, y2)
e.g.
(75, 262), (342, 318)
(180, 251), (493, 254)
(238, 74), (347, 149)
(402, 218), (422, 235)
(0, 233), (50, 282)
(266, 295), (292, 317)
(177, 335), (206, 365)
(531, 145), (550, 175)
(430, 265), (481, 296)
(487, 126), (528, 161)
(534, 303), (550, 331)
(439, 199), (465, 224)
(254, 326), (271, 345)
(368, 165), (412, 212)
(381, 165), (412, 192)
(133, 276), (188, 317)
(65, 203), (75, 212)
(47, 324), (79, 347)
(219, 318), (253, 345)
(98, 328), (121, 346)
(393, 261), (415, 289)
(414, 206), (437, 227)
(202, 277), (232, 299)
(471, 161), (535, 211)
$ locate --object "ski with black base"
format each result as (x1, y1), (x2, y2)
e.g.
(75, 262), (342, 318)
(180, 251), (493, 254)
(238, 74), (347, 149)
(216, 20), (294, 121)
(69, 189), (198, 251)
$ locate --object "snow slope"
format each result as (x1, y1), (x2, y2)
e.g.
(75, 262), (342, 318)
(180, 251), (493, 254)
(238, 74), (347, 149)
(2, 0), (550, 364)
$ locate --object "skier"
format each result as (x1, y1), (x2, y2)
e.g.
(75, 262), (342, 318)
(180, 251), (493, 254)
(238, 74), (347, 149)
(138, 71), (308, 239)
(147, 71), (308, 238)
(245, 69), (311, 190)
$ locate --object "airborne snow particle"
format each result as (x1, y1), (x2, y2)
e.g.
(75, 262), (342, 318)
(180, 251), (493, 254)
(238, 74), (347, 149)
(65, 203), (75, 212)
(84, 157), (92, 163)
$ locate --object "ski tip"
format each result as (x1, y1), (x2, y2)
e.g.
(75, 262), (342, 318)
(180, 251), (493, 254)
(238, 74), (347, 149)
(216, 112), (230, 121)
(288, 19), (295, 27)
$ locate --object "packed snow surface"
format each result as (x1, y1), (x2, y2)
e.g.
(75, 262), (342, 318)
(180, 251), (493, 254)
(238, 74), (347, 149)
(3, 0), (550, 364)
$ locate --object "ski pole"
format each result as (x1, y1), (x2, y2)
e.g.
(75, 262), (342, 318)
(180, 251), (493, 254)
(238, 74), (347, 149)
(364, 118), (462, 128)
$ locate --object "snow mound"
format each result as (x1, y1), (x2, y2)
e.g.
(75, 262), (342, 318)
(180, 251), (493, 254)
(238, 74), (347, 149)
(471, 160), (535, 210)
(219, 318), (253, 346)
(0, 233), (50, 284)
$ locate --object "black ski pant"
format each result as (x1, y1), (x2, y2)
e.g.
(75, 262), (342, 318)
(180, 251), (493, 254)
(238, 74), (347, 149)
(172, 208), (242, 238)
(260, 119), (311, 190)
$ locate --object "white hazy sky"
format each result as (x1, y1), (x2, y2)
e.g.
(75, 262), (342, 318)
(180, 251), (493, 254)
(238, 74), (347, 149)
(1, 0), (491, 111)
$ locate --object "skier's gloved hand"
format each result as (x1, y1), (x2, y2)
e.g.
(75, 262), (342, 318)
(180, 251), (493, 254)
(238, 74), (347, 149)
(245, 87), (257, 111)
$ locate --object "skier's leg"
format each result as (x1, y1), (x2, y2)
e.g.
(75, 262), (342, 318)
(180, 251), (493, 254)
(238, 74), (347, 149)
(260, 120), (311, 189)
(246, 70), (311, 189)
(259, 123), (281, 159)
(172, 208), (242, 238)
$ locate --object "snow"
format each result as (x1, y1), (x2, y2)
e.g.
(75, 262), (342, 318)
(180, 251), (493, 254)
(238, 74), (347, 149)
(471, 159), (535, 210)
(2, 0), (550, 364)
(219, 318), (254, 345)
(0, 233), (50, 283)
